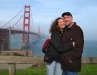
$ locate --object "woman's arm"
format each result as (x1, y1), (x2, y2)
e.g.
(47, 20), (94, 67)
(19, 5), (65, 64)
(49, 31), (74, 52)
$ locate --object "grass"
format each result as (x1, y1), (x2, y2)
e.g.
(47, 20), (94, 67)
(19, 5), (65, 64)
(0, 64), (97, 75)
(0, 64), (46, 75)
(16, 64), (46, 75)
(79, 64), (97, 75)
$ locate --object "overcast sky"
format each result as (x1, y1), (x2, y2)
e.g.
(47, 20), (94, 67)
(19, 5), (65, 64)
(0, 0), (97, 40)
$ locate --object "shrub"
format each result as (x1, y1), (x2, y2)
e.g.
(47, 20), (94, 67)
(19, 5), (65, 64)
(13, 52), (24, 56)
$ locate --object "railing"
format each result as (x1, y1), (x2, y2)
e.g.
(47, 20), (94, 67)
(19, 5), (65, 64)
(0, 56), (97, 75)
(0, 56), (44, 75)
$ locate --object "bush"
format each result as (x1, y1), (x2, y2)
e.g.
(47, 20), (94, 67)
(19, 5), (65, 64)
(3, 53), (10, 56)
(13, 52), (24, 56)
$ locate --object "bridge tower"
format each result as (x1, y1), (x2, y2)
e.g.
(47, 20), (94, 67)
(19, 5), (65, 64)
(22, 5), (30, 45)
(38, 26), (40, 35)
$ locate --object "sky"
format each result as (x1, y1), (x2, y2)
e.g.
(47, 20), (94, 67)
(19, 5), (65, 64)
(0, 0), (97, 41)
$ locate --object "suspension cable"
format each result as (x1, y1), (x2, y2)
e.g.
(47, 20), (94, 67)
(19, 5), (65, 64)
(31, 12), (36, 32)
(0, 7), (24, 28)
(11, 15), (23, 28)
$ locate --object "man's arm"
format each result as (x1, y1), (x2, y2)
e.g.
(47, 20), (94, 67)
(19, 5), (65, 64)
(71, 27), (84, 59)
(49, 31), (74, 52)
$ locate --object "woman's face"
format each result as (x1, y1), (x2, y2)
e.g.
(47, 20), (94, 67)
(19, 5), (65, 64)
(58, 19), (65, 29)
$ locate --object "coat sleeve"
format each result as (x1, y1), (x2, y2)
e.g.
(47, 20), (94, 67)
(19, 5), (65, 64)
(71, 27), (84, 59)
(49, 31), (73, 52)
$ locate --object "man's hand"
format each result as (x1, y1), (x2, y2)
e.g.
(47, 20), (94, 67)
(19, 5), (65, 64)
(72, 42), (75, 47)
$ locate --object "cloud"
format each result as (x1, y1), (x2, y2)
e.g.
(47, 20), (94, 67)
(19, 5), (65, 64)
(0, 0), (97, 40)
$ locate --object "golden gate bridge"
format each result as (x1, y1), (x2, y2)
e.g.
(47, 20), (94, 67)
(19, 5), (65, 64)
(0, 5), (40, 50)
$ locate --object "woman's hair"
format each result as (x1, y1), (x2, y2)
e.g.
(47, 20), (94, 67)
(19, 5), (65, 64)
(49, 17), (63, 33)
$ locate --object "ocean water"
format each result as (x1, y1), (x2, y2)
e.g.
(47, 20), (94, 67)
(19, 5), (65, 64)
(82, 40), (97, 57)
(11, 39), (97, 58)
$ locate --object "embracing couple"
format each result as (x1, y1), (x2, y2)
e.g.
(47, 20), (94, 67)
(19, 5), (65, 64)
(43, 12), (84, 75)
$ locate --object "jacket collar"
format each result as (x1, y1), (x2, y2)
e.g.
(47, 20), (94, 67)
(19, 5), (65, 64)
(68, 22), (76, 30)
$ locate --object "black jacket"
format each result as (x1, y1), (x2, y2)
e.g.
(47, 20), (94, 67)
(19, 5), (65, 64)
(60, 23), (84, 72)
(46, 30), (73, 62)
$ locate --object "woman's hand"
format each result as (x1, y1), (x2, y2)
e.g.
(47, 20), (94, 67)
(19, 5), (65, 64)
(48, 36), (51, 40)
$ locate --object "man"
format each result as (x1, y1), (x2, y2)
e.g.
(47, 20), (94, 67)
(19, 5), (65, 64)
(60, 12), (84, 75)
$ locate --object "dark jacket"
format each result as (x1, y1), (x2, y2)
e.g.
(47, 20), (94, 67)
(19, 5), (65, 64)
(60, 22), (84, 72)
(46, 30), (73, 62)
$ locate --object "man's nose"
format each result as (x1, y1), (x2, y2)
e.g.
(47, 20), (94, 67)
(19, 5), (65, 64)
(65, 18), (68, 20)
(64, 18), (67, 21)
(65, 17), (69, 20)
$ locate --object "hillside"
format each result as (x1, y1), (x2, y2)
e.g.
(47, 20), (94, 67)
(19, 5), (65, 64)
(39, 33), (49, 39)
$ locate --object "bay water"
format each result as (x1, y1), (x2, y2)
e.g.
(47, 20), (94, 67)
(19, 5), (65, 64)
(11, 38), (97, 58)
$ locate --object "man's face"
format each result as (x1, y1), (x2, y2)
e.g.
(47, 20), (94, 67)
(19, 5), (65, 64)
(63, 15), (73, 25)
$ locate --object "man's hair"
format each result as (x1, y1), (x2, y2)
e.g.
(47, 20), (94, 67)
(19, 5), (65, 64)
(62, 12), (72, 17)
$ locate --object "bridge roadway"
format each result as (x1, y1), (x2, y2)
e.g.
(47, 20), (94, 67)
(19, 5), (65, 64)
(0, 29), (40, 50)
(11, 30), (39, 36)
(0, 28), (39, 35)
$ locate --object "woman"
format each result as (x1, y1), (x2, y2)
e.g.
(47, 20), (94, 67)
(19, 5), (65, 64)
(44, 17), (75, 75)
